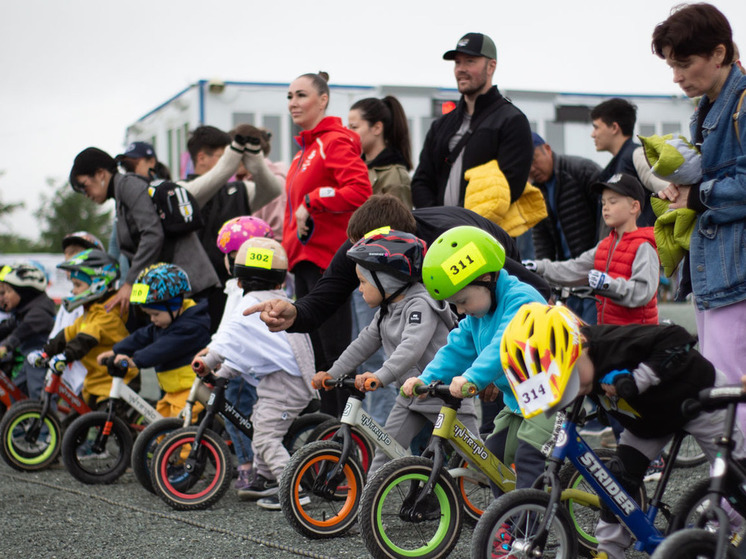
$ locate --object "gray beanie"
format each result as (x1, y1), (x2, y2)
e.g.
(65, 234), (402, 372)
(357, 266), (409, 295)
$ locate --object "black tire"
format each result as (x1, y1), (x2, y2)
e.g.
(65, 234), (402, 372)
(667, 477), (745, 542)
(663, 434), (707, 468)
(650, 528), (739, 559)
(447, 453), (493, 526)
(307, 418), (375, 473)
(279, 440), (366, 539)
(150, 426), (233, 511)
(471, 488), (577, 559)
(61, 412), (133, 485)
(282, 412), (335, 455)
(131, 417), (185, 493)
(359, 456), (463, 559)
(557, 448), (648, 557)
(0, 400), (62, 471)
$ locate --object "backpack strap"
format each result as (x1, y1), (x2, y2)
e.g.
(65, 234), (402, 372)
(444, 96), (509, 166)
(734, 88), (746, 151)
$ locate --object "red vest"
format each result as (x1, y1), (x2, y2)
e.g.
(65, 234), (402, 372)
(593, 228), (659, 325)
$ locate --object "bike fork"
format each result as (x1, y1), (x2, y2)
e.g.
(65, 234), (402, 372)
(400, 437), (446, 522)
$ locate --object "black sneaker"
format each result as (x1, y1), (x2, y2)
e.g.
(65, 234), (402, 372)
(257, 492), (310, 511)
(238, 474), (278, 500)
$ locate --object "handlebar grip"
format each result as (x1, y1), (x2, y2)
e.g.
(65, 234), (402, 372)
(462, 382), (478, 398)
(192, 359), (205, 375)
(321, 377), (334, 390)
(364, 378), (378, 391)
(413, 383), (429, 396)
(614, 376), (638, 400)
(681, 398), (703, 420)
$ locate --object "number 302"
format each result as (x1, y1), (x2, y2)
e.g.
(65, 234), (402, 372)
(248, 253), (270, 263)
(450, 254), (475, 276)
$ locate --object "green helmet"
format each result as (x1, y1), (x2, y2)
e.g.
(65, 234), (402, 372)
(422, 226), (506, 300)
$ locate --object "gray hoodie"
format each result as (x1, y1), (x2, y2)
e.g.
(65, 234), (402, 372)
(328, 282), (475, 415)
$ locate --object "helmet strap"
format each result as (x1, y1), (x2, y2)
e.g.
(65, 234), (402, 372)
(372, 271), (410, 329)
(469, 272), (498, 314)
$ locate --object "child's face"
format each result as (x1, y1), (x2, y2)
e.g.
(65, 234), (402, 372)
(0, 282), (20, 312)
(356, 266), (383, 308)
(576, 351), (595, 396)
(601, 189), (639, 229)
(446, 284), (492, 318)
(142, 307), (173, 329)
(70, 278), (89, 296)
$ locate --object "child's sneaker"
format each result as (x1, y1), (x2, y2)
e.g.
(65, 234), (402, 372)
(491, 523), (513, 558)
(234, 467), (253, 491)
(643, 456), (665, 482)
(257, 492), (310, 511)
(238, 474), (278, 500)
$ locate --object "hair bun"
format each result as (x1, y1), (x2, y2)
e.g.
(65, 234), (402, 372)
(318, 71), (329, 82)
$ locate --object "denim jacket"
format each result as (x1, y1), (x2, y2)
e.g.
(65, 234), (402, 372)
(689, 65), (746, 310)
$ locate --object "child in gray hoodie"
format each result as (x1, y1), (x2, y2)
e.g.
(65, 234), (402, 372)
(312, 228), (480, 474)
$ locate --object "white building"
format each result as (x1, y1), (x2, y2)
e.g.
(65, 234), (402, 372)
(125, 79), (695, 180)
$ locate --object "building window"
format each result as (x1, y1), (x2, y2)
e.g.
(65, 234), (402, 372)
(555, 105), (591, 123)
(638, 124), (655, 138)
(661, 122), (682, 135)
(262, 115), (282, 158)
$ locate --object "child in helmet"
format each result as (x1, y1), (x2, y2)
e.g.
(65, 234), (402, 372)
(98, 263), (210, 417)
(48, 231), (105, 395)
(313, 227), (478, 475)
(192, 237), (315, 510)
(33, 249), (138, 405)
(401, 225), (548, 498)
(501, 302), (746, 559)
(201, 216), (275, 494)
(0, 263), (56, 398)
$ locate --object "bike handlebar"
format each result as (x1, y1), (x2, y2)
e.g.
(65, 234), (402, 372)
(412, 381), (478, 399)
(682, 385), (746, 419)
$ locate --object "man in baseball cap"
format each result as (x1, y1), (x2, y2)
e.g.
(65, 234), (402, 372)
(442, 32), (497, 60)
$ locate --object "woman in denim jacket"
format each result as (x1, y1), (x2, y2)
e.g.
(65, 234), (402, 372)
(652, 3), (746, 433)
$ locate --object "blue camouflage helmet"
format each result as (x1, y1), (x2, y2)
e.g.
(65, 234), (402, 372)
(57, 249), (120, 311)
(130, 263), (191, 310)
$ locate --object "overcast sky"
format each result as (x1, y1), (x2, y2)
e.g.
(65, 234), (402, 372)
(1, 0), (743, 242)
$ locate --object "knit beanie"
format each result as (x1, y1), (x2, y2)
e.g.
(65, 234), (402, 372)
(357, 266), (409, 296)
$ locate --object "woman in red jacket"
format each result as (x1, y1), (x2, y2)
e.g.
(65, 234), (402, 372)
(284, 71), (372, 414)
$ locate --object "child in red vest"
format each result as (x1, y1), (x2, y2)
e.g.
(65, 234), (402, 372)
(523, 173), (659, 325)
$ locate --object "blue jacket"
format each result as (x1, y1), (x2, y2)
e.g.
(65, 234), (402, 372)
(689, 65), (746, 310)
(419, 269), (545, 413)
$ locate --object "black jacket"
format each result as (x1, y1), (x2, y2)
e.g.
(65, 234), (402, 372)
(411, 86), (533, 208)
(291, 206), (550, 333)
(0, 293), (55, 353)
(582, 324), (714, 439)
(532, 155), (601, 260)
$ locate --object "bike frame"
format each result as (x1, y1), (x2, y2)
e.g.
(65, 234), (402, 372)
(104, 376), (162, 426)
(0, 369), (26, 408)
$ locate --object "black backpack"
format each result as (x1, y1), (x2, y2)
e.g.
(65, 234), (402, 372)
(147, 179), (203, 237)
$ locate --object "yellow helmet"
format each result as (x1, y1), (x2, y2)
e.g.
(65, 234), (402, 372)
(501, 302), (584, 418)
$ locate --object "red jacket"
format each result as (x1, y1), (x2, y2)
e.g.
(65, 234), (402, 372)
(593, 228), (659, 325)
(283, 117), (372, 272)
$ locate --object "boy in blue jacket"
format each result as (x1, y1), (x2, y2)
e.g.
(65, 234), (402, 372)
(98, 263), (210, 418)
(401, 225), (550, 498)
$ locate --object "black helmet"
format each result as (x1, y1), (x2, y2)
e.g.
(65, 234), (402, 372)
(346, 228), (426, 283)
(62, 231), (105, 252)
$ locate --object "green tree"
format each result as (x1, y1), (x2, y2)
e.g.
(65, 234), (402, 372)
(34, 178), (112, 252)
(0, 170), (38, 252)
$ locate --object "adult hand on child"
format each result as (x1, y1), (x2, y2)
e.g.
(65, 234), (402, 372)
(401, 377), (425, 399)
(449, 376), (469, 399)
(312, 371), (333, 391)
(105, 283), (132, 316)
(354, 372), (379, 392)
(243, 298), (297, 332)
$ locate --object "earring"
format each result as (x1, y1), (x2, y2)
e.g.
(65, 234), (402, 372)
(717, 63), (721, 68)
(101, 180), (105, 187)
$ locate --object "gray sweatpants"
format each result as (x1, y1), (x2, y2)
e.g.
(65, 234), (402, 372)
(368, 401), (481, 475)
(596, 371), (746, 559)
(251, 370), (312, 481)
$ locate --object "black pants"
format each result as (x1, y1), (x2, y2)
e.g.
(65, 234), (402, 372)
(293, 261), (352, 417)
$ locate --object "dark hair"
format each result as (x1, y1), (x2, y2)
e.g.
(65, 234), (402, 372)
(350, 96), (413, 170)
(652, 3), (734, 65)
(346, 194), (417, 242)
(230, 123), (272, 156)
(187, 125), (232, 163)
(590, 98), (637, 136)
(119, 155), (172, 180)
(69, 147), (117, 190)
(297, 71), (330, 99)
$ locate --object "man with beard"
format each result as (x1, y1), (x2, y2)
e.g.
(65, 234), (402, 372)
(411, 32), (533, 212)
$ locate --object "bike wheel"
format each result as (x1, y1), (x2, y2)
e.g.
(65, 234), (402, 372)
(151, 426), (233, 511)
(0, 400), (62, 471)
(308, 418), (374, 472)
(663, 434), (707, 468)
(557, 448), (647, 557)
(279, 440), (365, 539)
(471, 488), (577, 559)
(650, 528), (739, 559)
(447, 453), (493, 526)
(131, 417), (185, 493)
(61, 412), (133, 484)
(282, 412), (334, 455)
(359, 456), (463, 559)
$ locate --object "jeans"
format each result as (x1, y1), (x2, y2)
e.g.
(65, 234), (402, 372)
(223, 377), (257, 465)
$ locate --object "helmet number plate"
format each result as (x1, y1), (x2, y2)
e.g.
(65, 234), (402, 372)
(514, 372), (553, 416)
(441, 242), (486, 285)
(130, 283), (150, 303)
(243, 248), (274, 269)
